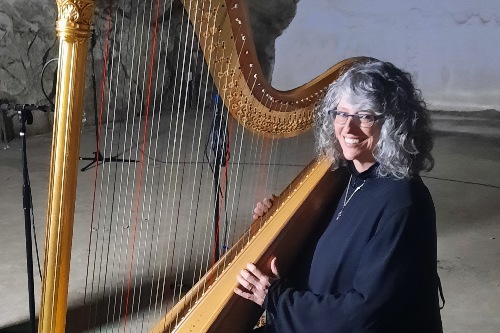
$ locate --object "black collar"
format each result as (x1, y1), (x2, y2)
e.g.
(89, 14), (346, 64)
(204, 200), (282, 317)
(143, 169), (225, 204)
(346, 161), (379, 187)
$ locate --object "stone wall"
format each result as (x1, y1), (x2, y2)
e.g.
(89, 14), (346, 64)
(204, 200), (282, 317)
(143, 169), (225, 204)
(0, 0), (58, 137)
(0, 0), (298, 140)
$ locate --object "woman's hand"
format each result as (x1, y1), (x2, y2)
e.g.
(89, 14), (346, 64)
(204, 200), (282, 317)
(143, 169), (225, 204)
(252, 196), (274, 220)
(234, 257), (280, 307)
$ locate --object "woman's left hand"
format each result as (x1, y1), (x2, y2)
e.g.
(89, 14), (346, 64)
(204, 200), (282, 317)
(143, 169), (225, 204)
(234, 257), (280, 307)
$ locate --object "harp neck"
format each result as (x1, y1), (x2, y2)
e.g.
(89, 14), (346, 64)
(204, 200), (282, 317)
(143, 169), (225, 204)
(182, 0), (370, 137)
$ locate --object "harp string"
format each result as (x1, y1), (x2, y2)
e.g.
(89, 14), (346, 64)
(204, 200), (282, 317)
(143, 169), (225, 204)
(100, 0), (140, 327)
(79, 0), (292, 330)
(111, 4), (140, 324)
(172, 0), (208, 303)
(164, 1), (262, 326)
(242, 74), (274, 247)
(225, 57), (259, 249)
(110, 0), (147, 327)
(83, 0), (113, 313)
(90, 0), (159, 329)
(154, 0), (206, 318)
(166, 0), (199, 310)
(152, 0), (218, 326)
(201, 22), (247, 305)
(123, 0), (170, 327)
(119, 3), (145, 326)
(189, 0), (225, 294)
(83, 1), (121, 331)
(184, 29), (218, 317)
(91, 0), (123, 328)
(210, 0), (246, 265)
(142, 0), (180, 326)
(143, 0), (181, 320)
(91, 0), (119, 328)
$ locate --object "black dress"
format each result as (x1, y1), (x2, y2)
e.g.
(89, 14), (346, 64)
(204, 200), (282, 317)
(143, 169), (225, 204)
(262, 162), (443, 333)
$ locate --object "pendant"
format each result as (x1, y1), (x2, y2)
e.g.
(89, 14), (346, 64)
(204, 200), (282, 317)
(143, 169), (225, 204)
(336, 209), (343, 220)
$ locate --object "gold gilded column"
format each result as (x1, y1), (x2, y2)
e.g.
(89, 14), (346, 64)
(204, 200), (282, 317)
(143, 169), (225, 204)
(38, 1), (95, 332)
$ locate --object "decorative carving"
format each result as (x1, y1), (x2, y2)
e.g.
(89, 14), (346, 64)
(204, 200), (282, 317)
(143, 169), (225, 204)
(186, 0), (332, 137)
(228, 95), (314, 136)
(56, 0), (95, 26)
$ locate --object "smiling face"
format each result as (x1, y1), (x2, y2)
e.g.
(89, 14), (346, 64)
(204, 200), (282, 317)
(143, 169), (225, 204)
(334, 97), (382, 172)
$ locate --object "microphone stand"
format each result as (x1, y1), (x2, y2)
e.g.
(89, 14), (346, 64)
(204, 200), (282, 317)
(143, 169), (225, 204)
(205, 95), (229, 261)
(0, 102), (51, 333)
(17, 103), (46, 333)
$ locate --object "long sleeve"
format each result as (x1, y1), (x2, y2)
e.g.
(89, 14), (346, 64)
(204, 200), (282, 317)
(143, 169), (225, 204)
(263, 175), (442, 333)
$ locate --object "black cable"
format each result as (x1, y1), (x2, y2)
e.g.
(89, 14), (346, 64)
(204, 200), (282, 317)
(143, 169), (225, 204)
(30, 186), (43, 280)
(421, 175), (500, 189)
(40, 58), (58, 107)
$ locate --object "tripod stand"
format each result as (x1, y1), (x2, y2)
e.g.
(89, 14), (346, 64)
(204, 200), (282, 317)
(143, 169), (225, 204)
(79, 29), (138, 172)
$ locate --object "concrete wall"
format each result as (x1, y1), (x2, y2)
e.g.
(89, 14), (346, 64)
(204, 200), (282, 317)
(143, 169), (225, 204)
(272, 0), (500, 111)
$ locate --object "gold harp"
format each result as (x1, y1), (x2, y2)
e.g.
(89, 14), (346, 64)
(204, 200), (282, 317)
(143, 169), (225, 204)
(39, 0), (367, 332)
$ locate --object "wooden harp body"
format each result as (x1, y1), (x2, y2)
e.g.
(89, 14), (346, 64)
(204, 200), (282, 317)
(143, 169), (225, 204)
(149, 158), (348, 332)
(39, 0), (367, 332)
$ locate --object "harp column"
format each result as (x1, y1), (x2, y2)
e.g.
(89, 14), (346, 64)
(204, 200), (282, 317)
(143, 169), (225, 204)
(38, 1), (95, 332)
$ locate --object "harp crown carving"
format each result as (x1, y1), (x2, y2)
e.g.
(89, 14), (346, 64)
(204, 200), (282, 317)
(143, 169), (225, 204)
(56, 0), (94, 26)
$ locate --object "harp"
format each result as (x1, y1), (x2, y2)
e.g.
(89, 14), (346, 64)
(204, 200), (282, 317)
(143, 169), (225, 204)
(39, 0), (366, 332)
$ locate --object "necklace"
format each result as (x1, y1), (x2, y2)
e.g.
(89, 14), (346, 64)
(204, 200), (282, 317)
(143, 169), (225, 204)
(336, 175), (366, 220)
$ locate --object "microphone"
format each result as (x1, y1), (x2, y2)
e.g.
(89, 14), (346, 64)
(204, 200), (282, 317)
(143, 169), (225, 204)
(15, 104), (51, 112)
(209, 95), (229, 167)
(0, 99), (14, 111)
(0, 101), (51, 112)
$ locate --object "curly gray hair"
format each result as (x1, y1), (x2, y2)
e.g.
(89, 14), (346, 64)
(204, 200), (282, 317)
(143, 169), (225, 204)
(315, 59), (434, 179)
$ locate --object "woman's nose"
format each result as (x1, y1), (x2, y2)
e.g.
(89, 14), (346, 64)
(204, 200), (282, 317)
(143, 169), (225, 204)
(342, 115), (355, 131)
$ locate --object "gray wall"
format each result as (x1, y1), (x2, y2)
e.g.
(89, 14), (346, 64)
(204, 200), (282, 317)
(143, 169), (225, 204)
(272, 0), (500, 111)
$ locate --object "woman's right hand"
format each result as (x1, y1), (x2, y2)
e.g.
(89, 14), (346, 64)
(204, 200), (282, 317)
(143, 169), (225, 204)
(234, 257), (280, 307)
(252, 197), (274, 220)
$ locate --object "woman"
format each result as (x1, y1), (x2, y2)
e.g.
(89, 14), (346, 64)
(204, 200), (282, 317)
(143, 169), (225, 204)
(234, 60), (443, 332)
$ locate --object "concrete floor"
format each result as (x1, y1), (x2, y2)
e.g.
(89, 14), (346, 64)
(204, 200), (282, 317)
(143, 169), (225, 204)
(0, 111), (499, 332)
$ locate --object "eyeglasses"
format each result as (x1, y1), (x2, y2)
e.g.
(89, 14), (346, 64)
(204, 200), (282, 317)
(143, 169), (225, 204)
(328, 109), (382, 128)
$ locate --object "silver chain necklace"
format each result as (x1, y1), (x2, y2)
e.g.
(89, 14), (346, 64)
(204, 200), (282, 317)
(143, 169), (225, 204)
(336, 175), (366, 220)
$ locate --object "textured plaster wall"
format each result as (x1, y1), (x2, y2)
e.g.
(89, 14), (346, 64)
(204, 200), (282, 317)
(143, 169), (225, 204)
(272, 0), (500, 112)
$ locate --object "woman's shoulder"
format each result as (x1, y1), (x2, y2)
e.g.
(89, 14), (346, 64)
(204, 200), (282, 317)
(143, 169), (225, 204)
(370, 175), (432, 210)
